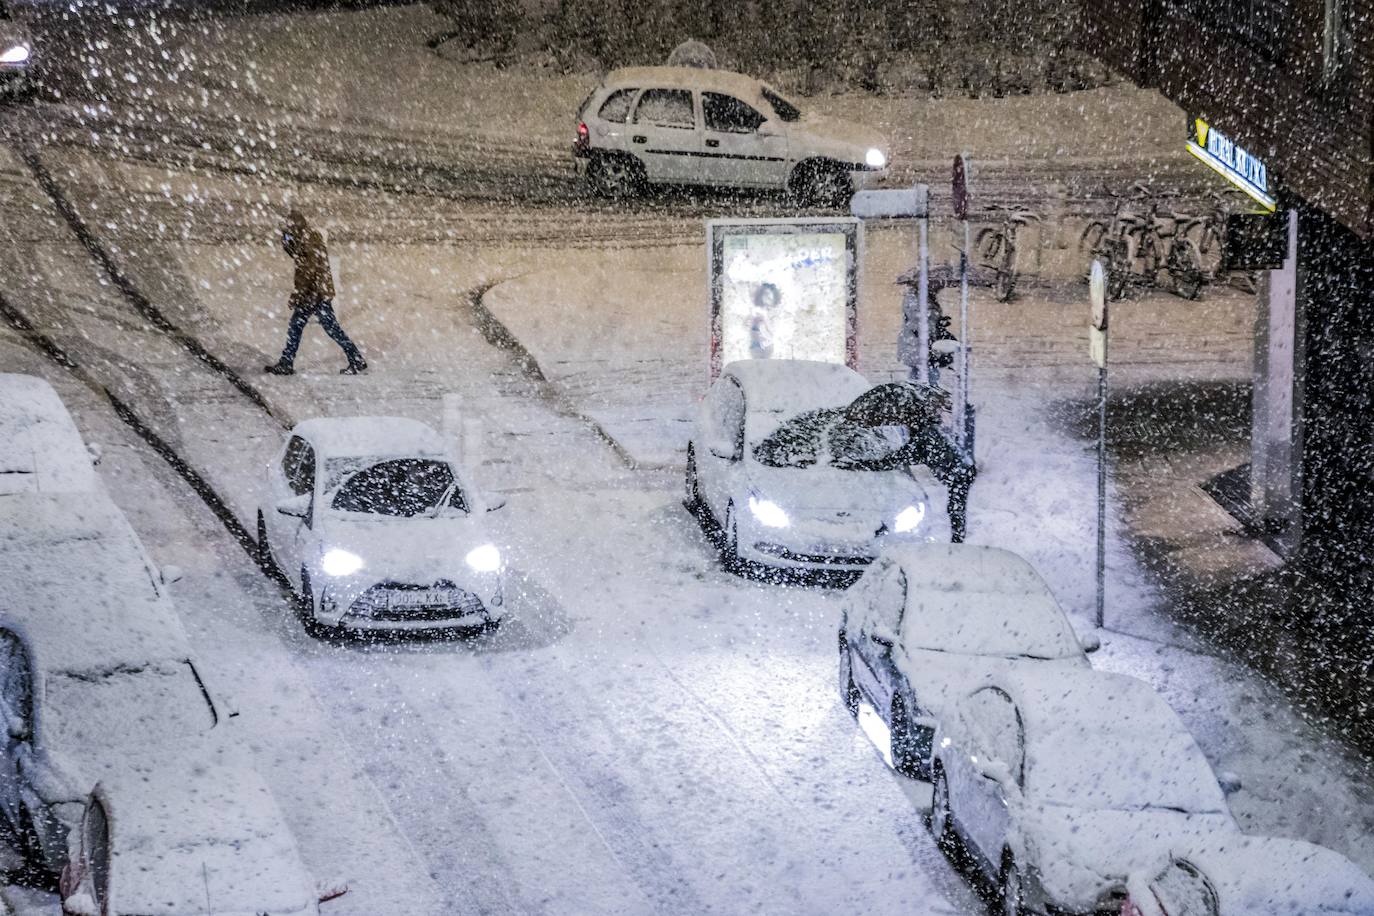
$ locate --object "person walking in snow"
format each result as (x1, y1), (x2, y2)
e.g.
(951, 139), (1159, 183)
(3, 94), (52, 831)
(265, 209), (367, 376)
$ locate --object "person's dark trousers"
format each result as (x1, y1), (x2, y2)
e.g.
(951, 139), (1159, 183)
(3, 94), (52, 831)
(277, 299), (364, 368)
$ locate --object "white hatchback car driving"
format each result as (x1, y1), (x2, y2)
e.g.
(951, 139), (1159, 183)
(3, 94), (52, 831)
(258, 417), (507, 636)
(573, 66), (890, 205)
(686, 360), (931, 576)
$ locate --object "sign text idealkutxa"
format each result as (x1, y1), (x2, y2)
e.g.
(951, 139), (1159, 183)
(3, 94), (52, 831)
(1186, 117), (1276, 211)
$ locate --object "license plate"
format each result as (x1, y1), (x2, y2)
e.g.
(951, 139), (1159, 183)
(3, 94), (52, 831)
(387, 589), (455, 609)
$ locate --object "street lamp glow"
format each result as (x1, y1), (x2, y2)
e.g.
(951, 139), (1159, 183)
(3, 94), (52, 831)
(865, 148), (887, 169)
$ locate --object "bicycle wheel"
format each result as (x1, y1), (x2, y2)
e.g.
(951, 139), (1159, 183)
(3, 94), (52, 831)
(1138, 235), (1161, 287)
(1104, 240), (1129, 300)
(1169, 238), (1204, 300)
(1078, 221), (1108, 257)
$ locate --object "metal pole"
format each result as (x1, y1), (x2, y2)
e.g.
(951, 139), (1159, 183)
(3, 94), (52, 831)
(958, 219), (971, 446)
(1095, 349), (1108, 629)
(917, 215), (930, 384)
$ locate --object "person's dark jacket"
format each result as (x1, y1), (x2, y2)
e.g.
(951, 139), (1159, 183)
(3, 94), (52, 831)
(282, 210), (335, 307)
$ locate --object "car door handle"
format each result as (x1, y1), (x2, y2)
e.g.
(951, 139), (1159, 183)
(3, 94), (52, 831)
(705, 139), (720, 148)
(632, 135), (647, 144)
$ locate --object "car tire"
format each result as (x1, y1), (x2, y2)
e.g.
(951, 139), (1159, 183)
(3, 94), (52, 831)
(588, 154), (642, 199)
(838, 633), (860, 717)
(790, 161), (851, 209)
(298, 569), (330, 639)
(684, 444), (701, 512)
(256, 511), (276, 574)
(930, 763), (960, 858)
(1000, 851), (1027, 916)
(721, 501), (742, 575)
(890, 696), (928, 779)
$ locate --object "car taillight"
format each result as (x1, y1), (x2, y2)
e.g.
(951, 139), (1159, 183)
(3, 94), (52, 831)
(575, 122), (589, 150)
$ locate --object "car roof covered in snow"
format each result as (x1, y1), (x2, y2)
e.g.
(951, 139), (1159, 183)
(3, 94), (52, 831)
(0, 492), (192, 676)
(94, 760), (315, 916)
(293, 416), (449, 461)
(603, 66), (773, 100)
(960, 668), (1229, 814)
(883, 544), (1084, 660)
(1150, 835), (1374, 915)
(0, 374), (99, 496)
(722, 360), (870, 415)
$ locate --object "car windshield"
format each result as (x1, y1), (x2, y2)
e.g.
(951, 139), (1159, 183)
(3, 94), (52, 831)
(902, 591), (1082, 659)
(45, 663), (215, 752)
(752, 407), (911, 470)
(329, 458), (466, 517)
(761, 87), (800, 122)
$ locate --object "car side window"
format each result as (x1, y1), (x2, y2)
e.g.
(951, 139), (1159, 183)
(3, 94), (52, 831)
(282, 437), (306, 489)
(966, 688), (1023, 782)
(598, 89), (636, 123)
(86, 799), (111, 910)
(867, 565), (906, 639)
(0, 633), (32, 741)
(634, 89), (695, 129)
(282, 438), (316, 496)
(703, 93), (765, 134)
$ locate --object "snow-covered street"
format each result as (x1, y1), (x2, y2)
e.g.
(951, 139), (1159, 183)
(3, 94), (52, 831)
(1, 4), (1372, 914)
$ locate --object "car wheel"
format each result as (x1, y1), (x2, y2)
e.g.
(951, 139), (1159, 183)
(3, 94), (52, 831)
(791, 161), (850, 209)
(684, 444), (701, 511)
(838, 633), (860, 717)
(930, 763), (960, 858)
(588, 154), (641, 199)
(721, 501), (742, 575)
(890, 696), (927, 779)
(256, 511), (276, 574)
(1000, 851), (1027, 916)
(297, 569), (329, 639)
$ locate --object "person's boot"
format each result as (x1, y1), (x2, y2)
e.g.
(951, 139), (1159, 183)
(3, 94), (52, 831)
(264, 362), (294, 376)
(340, 359), (367, 375)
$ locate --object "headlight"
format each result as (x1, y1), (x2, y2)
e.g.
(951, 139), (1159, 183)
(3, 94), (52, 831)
(465, 543), (502, 572)
(0, 45), (29, 65)
(320, 548), (363, 577)
(865, 147), (887, 169)
(748, 495), (790, 529)
(894, 504), (925, 533)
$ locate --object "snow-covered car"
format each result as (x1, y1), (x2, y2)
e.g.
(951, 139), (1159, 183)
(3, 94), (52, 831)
(686, 360), (931, 576)
(0, 1), (33, 99)
(0, 492), (226, 875)
(929, 669), (1241, 916)
(839, 544), (1098, 779)
(0, 374), (102, 496)
(60, 762), (322, 916)
(1121, 835), (1374, 916)
(258, 417), (507, 635)
(573, 66), (889, 205)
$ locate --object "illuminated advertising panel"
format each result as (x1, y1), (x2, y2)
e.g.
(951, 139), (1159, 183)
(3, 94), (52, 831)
(1186, 117), (1276, 211)
(706, 218), (861, 380)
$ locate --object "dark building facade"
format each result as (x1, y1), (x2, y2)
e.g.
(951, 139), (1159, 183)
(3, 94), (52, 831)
(1079, 3), (1374, 590)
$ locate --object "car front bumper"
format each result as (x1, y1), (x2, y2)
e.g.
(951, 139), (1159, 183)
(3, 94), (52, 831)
(317, 575), (505, 632)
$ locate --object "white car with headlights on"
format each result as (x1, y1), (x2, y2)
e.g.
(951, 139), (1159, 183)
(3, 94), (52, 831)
(61, 762), (325, 916)
(0, 2), (33, 99)
(686, 360), (931, 578)
(258, 417), (507, 636)
(839, 544), (1098, 779)
(573, 66), (889, 206)
(930, 669), (1242, 916)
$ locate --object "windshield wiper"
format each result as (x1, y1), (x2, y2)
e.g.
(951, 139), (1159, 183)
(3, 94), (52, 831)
(427, 481), (459, 518)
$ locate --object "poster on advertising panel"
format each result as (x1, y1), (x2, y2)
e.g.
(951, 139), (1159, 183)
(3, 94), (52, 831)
(706, 218), (861, 381)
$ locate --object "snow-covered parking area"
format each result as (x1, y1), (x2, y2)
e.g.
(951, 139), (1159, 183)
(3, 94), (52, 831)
(0, 4), (1371, 914)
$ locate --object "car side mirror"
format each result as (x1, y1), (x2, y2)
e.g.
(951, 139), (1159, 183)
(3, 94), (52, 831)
(276, 494), (310, 519)
(486, 496), (507, 512)
(7, 717), (29, 742)
(318, 878), (350, 903)
(1218, 771), (1243, 795)
(976, 758), (1013, 787)
(160, 565), (184, 586)
(757, 123), (779, 137)
(1079, 632), (1101, 654)
(708, 433), (740, 462)
(869, 633), (893, 651)
(86, 443), (102, 467)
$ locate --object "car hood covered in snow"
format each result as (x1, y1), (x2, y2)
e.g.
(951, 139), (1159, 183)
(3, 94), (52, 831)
(318, 512), (495, 582)
(793, 113), (886, 159)
(1026, 805), (1238, 911)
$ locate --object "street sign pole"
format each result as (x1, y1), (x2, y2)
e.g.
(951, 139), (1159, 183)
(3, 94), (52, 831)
(1088, 260), (1109, 629)
(917, 214), (930, 384)
(952, 154), (973, 451)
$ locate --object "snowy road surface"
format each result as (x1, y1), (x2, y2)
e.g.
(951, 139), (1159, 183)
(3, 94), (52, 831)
(0, 4), (1372, 913)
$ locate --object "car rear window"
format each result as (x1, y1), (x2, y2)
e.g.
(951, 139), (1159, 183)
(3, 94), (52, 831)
(762, 88), (801, 122)
(598, 89), (636, 123)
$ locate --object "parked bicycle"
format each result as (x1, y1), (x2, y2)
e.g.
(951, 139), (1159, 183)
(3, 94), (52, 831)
(1078, 184), (1145, 300)
(974, 204), (1039, 302)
